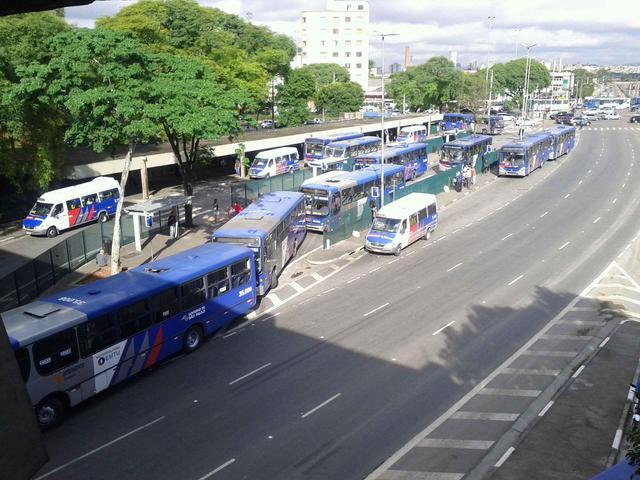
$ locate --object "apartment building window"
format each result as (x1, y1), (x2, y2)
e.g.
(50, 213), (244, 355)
(345, 52), (351, 57)
(356, 52), (362, 57)
(358, 4), (364, 9)
(345, 16), (351, 22)
(333, 40), (338, 46)
(345, 40), (352, 46)
(356, 28), (363, 34)
(302, 16), (306, 23)
(356, 63), (362, 68)
(333, 28), (339, 34)
(332, 52), (339, 58)
(345, 63), (351, 68)
(321, 40), (326, 46)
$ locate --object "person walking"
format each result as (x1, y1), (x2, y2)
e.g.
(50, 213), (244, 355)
(370, 199), (377, 223)
(213, 198), (219, 220)
(234, 159), (241, 176)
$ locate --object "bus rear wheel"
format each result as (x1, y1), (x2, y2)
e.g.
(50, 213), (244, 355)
(183, 325), (203, 353)
(46, 226), (58, 238)
(98, 211), (108, 223)
(424, 228), (431, 241)
(36, 395), (67, 430)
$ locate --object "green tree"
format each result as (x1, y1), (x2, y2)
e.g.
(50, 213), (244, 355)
(299, 63), (350, 87)
(316, 81), (364, 116)
(0, 12), (71, 192)
(491, 58), (551, 109)
(148, 53), (248, 225)
(14, 28), (158, 273)
(387, 56), (465, 111)
(276, 68), (316, 127)
(458, 72), (488, 114)
(572, 68), (594, 99)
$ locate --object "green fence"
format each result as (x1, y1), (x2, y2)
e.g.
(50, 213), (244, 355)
(231, 168), (315, 206)
(0, 216), (163, 312)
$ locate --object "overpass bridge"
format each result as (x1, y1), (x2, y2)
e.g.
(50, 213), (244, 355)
(61, 113), (443, 180)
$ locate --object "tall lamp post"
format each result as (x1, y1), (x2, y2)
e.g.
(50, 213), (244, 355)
(485, 16), (496, 120)
(519, 42), (536, 138)
(375, 32), (398, 208)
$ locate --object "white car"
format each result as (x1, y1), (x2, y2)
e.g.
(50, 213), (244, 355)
(515, 117), (538, 127)
(496, 113), (517, 124)
(603, 112), (620, 120)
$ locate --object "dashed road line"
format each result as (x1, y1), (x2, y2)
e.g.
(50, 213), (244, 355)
(196, 459), (236, 480)
(538, 401), (554, 417)
(229, 363), (272, 385)
(508, 274), (524, 286)
(558, 241), (571, 250)
(432, 320), (455, 336)
(501, 233), (513, 241)
(447, 262), (463, 272)
(495, 446), (515, 468)
(301, 393), (341, 418)
(540, 211), (549, 218)
(364, 303), (390, 317)
(571, 365), (586, 379)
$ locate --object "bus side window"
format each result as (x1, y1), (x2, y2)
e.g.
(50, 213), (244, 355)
(181, 277), (206, 310)
(207, 268), (229, 297)
(410, 214), (418, 229)
(66, 198), (81, 211)
(77, 315), (118, 357)
(151, 287), (179, 323)
(418, 208), (428, 220)
(117, 300), (151, 338)
(82, 193), (97, 205)
(32, 328), (79, 375)
(231, 259), (252, 289)
(99, 188), (119, 201)
(428, 203), (437, 217)
(52, 204), (63, 217)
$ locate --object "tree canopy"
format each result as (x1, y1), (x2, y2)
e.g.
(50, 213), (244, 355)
(316, 81), (364, 116)
(276, 68), (316, 127)
(491, 58), (551, 109)
(298, 63), (351, 87)
(573, 68), (594, 98)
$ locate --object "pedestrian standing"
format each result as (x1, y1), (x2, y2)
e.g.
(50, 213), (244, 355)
(370, 199), (377, 223)
(167, 214), (178, 239)
(471, 164), (477, 186)
(234, 158), (241, 176)
(213, 198), (219, 220)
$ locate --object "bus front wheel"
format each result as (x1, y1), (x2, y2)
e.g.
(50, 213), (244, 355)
(46, 226), (58, 238)
(393, 245), (402, 256)
(36, 395), (67, 430)
(183, 325), (203, 354)
(424, 228), (431, 241)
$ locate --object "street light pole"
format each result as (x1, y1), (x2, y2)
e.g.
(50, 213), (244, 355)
(519, 42), (536, 138)
(485, 16), (495, 118)
(375, 32), (398, 208)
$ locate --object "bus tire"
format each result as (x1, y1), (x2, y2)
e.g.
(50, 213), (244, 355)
(98, 211), (108, 223)
(393, 245), (402, 256)
(482, 128), (488, 134)
(183, 325), (203, 354)
(36, 394), (67, 430)
(270, 269), (279, 290)
(411, 170), (417, 181)
(46, 226), (59, 238)
(424, 228), (431, 241)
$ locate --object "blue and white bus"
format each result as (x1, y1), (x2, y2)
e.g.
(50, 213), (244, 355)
(304, 132), (364, 163)
(477, 115), (505, 135)
(300, 165), (406, 233)
(2, 243), (256, 428)
(439, 134), (493, 172)
(307, 136), (381, 176)
(212, 191), (306, 295)
(441, 113), (476, 134)
(498, 132), (553, 177)
(354, 143), (429, 181)
(547, 125), (576, 160)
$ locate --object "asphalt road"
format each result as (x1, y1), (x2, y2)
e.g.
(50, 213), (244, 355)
(35, 120), (640, 480)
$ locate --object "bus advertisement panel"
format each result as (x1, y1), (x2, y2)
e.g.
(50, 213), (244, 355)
(303, 132), (364, 163)
(212, 191), (306, 295)
(439, 135), (493, 172)
(499, 132), (553, 177)
(354, 143), (429, 181)
(301, 165), (406, 233)
(3, 243), (256, 428)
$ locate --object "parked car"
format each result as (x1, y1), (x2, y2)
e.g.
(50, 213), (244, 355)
(496, 112), (517, 124)
(630, 115), (640, 124)
(515, 117), (538, 127)
(260, 119), (275, 129)
(584, 111), (599, 121)
(602, 112), (620, 120)
(304, 118), (323, 125)
(571, 117), (591, 126)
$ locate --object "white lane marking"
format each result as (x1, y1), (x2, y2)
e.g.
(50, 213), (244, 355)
(346, 276), (360, 284)
(480, 388), (541, 397)
(578, 180), (583, 185)
(559, 241), (571, 250)
(572, 365), (586, 379)
(364, 302), (390, 317)
(599, 337), (611, 348)
(418, 439), (494, 450)
(508, 274), (524, 286)
(523, 350), (577, 357)
(502, 368), (560, 376)
(613, 429), (623, 450)
(538, 401), (554, 417)
(310, 272), (324, 282)
(432, 320), (456, 336)
(290, 282), (305, 293)
(447, 262), (463, 272)
(465, 223), (473, 228)
(451, 411), (519, 421)
(588, 169), (592, 173)
(501, 233), (513, 241)
(540, 211), (549, 218)
(267, 293), (282, 306)
(369, 266), (382, 273)
(495, 446), (515, 468)
(34, 417), (166, 480)
(287, 245), (322, 268)
(197, 459), (236, 480)
(301, 393), (341, 418)
(322, 287), (336, 294)
(229, 363), (272, 385)
(613, 198), (617, 204)
(593, 217), (601, 224)
(388, 258), (400, 264)
(406, 250), (416, 256)
(564, 193), (571, 199)
(223, 331), (239, 338)
(623, 183), (627, 188)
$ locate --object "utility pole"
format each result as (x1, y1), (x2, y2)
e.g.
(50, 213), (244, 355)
(270, 78), (275, 128)
(485, 16), (496, 118)
(520, 43), (536, 138)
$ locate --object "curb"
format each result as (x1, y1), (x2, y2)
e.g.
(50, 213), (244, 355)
(306, 244), (364, 265)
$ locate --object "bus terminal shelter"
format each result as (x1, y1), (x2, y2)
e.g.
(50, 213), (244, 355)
(124, 195), (192, 252)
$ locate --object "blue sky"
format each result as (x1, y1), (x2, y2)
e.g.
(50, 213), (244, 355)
(64, 0), (640, 67)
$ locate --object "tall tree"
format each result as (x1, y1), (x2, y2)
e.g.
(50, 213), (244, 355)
(14, 29), (158, 274)
(491, 58), (551, 109)
(276, 68), (316, 127)
(458, 73), (488, 113)
(572, 68), (594, 99)
(0, 12), (71, 192)
(316, 81), (364, 116)
(147, 53), (247, 226)
(387, 56), (465, 111)
(299, 63), (350, 87)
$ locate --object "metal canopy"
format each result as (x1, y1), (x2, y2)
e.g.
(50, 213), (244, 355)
(124, 195), (192, 216)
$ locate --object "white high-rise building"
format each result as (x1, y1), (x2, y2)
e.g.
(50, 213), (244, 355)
(297, 0), (370, 91)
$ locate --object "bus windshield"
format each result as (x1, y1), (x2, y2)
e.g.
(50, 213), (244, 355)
(213, 237), (262, 272)
(305, 140), (325, 157)
(324, 146), (345, 158)
(502, 151), (525, 166)
(302, 188), (330, 216)
(441, 148), (465, 164)
(372, 217), (400, 233)
(30, 202), (53, 217)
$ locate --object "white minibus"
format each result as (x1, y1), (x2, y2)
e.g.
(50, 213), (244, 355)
(395, 125), (427, 144)
(23, 177), (121, 237)
(249, 147), (300, 179)
(365, 193), (438, 256)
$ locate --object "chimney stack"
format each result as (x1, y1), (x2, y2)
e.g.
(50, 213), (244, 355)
(404, 46), (410, 69)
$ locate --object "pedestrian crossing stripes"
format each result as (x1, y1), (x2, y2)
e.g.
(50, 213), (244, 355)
(582, 126), (640, 131)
